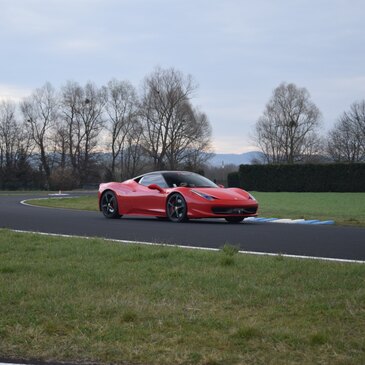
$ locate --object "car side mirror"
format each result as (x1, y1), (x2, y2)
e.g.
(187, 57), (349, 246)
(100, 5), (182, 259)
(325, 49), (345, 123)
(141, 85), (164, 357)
(148, 184), (164, 193)
(218, 184), (225, 188)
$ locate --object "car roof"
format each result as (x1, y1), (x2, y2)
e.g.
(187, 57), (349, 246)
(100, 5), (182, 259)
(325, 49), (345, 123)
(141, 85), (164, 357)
(136, 170), (195, 179)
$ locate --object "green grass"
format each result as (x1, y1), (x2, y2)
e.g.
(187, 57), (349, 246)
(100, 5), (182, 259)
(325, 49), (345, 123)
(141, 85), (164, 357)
(253, 192), (365, 226)
(28, 195), (99, 211)
(28, 192), (365, 226)
(1, 229), (365, 365)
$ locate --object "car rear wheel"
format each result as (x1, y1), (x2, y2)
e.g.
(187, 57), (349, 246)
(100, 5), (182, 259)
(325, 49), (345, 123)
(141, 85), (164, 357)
(166, 193), (187, 222)
(100, 191), (121, 219)
(225, 217), (244, 223)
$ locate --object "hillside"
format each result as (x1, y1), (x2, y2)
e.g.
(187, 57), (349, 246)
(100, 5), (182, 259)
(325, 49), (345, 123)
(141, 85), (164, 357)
(208, 151), (264, 166)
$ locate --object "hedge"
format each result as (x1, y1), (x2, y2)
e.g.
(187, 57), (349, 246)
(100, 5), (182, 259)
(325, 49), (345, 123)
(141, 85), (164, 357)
(227, 164), (365, 192)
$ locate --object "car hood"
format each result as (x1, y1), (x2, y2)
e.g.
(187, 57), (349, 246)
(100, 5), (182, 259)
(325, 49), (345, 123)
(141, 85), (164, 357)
(190, 187), (252, 201)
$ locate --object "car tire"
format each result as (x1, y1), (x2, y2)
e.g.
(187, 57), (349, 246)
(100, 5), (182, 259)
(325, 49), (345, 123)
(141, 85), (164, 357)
(166, 193), (188, 222)
(225, 217), (244, 223)
(100, 191), (121, 219)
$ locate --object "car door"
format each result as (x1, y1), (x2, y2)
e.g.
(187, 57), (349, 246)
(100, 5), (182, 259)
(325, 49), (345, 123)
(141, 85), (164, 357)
(129, 173), (167, 215)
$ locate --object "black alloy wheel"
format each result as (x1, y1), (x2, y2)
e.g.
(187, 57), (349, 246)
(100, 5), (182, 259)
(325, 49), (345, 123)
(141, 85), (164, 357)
(225, 217), (244, 223)
(101, 191), (121, 219)
(166, 193), (187, 222)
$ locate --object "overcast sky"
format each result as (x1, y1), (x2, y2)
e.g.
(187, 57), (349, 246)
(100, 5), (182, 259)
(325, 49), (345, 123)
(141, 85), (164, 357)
(1, 0), (364, 153)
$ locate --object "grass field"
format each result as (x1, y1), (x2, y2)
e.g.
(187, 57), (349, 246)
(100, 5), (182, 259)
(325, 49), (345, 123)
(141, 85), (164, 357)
(1, 229), (364, 365)
(27, 195), (99, 211)
(253, 192), (365, 226)
(28, 192), (365, 226)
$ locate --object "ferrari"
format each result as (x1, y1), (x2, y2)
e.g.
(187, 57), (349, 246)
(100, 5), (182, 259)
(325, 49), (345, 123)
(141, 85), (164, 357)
(98, 171), (258, 223)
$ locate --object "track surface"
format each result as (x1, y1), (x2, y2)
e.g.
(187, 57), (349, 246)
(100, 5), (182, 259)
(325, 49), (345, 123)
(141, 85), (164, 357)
(0, 193), (364, 261)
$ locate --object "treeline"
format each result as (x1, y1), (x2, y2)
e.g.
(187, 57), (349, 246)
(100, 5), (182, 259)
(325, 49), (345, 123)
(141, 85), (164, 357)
(0, 67), (212, 190)
(2, 76), (364, 191)
(228, 164), (365, 192)
(253, 83), (365, 164)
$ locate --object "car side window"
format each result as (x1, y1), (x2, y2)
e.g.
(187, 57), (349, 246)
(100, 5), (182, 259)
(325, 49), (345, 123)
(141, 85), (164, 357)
(139, 174), (168, 188)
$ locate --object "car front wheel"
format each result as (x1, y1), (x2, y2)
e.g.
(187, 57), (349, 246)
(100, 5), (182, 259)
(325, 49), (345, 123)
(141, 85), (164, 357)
(100, 191), (121, 219)
(166, 193), (187, 222)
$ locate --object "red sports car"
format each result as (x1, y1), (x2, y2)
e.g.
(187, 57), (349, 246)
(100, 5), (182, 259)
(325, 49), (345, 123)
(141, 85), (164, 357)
(98, 171), (258, 223)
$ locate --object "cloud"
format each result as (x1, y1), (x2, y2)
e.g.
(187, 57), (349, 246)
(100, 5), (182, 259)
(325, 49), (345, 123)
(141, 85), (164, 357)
(328, 76), (365, 94)
(1, 0), (364, 154)
(54, 38), (106, 53)
(212, 135), (260, 154)
(0, 1), (64, 35)
(309, 76), (365, 127)
(0, 84), (32, 102)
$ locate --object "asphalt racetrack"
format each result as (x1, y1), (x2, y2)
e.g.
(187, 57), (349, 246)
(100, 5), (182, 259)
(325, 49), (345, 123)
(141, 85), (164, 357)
(0, 193), (364, 262)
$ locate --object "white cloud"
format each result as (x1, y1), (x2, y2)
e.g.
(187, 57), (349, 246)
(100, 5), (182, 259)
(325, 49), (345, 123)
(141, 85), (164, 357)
(0, 2), (64, 35)
(328, 76), (365, 95)
(212, 135), (260, 154)
(308, 76), (365, 130)
(54, 38), (106, 53)
(0, 84), (32, 102)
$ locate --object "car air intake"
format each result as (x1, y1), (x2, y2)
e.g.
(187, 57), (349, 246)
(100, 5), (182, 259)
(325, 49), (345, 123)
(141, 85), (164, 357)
(212, 207), (257, 215)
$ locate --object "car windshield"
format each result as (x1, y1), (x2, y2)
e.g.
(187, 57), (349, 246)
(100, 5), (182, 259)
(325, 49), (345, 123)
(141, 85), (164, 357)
(163, 172), (218, 188)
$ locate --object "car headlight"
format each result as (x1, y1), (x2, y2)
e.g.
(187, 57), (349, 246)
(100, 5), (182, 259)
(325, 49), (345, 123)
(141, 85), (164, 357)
(248, 193), (256, 201)
(192, 190), (216, 201)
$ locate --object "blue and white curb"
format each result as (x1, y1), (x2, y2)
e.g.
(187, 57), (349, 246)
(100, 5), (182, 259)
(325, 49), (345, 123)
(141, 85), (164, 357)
(245, 217), (335, 225)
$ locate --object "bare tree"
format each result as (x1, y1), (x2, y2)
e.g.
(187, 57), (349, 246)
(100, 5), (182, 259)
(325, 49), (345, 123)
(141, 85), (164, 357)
(1, 69), (216, 189)
(104, 79), (139, 180)
(51, 123), (68, 169)
(327, 101), (365, 162)
(0, 101), (19, 169)
(205, 163), (238, 187)
(60, 80), (81, 175)
(254, 82), (322, 164)
(165, 105), (212, 170)
(21, 82), (59, 187)
(140, 67), (212, 170)
(121, 119), (149, 178)
(0, 101), (32, 184)
(78, 83), (106, 182)
(61, 81), (106, 184)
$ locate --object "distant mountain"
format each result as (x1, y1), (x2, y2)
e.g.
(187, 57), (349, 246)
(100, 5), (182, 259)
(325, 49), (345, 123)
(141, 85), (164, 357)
(208, 151), (264, 167)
